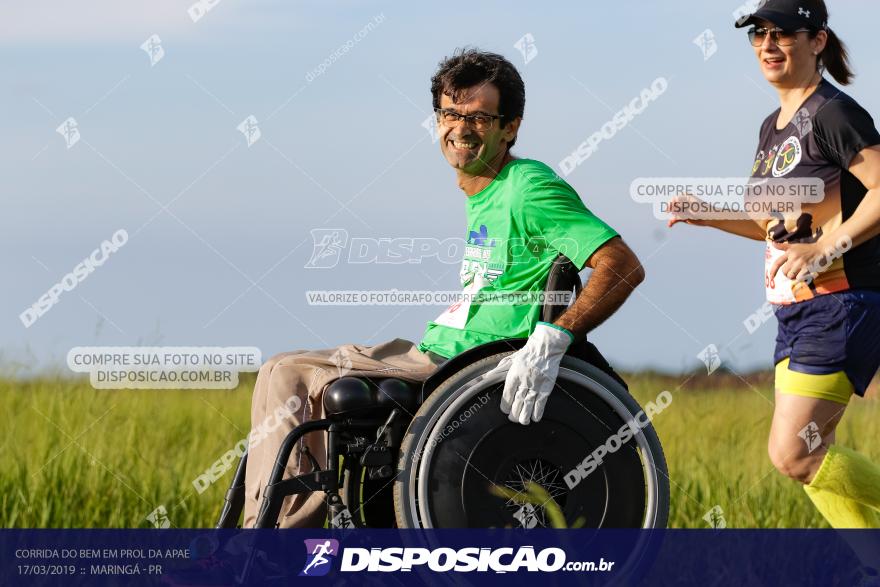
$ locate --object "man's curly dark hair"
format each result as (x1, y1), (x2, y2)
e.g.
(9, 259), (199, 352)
(430, 48), (525, 148)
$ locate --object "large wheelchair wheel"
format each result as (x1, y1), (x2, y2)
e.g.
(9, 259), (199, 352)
(393, 351), (670, 529)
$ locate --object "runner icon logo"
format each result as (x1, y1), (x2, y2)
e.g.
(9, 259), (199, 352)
(305, 229), (349, 268)
(513, 33), (538, 65)
(793, 108), (813, 138)
(697, 344), (722, 374)
(798, 421), (823, 453)
(300, 539), (340, 577)
(703, 505), (727, 529)
(513, 504), (539, 529)
(693, 29), (718, 61)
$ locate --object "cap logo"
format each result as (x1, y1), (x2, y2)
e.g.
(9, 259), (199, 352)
(798, 7), (811, 18)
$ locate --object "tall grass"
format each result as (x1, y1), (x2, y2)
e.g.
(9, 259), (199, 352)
(628, 373), (880, 528)
(0, 375), (253, 528)
(0, 373), (876, 528)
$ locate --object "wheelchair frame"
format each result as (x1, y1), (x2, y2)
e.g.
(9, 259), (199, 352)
(216, 255), (656, 530)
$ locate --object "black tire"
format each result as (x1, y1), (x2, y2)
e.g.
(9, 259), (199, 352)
(393, 351), (670, 529)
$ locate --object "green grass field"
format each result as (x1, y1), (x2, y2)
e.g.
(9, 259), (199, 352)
(1, 372), (877, 528)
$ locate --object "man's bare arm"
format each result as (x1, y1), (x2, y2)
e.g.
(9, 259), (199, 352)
(554, 236), (645, 340)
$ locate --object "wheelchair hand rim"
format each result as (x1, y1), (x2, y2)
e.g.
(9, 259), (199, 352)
(406, 366), (664, 530)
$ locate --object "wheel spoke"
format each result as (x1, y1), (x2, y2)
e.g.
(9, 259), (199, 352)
(501, 458), (568, 528)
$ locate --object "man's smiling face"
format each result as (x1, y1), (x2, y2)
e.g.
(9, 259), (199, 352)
(437, 82), (518, 176)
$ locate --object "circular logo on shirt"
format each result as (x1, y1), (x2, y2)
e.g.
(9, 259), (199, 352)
(771, 136), (802, 177)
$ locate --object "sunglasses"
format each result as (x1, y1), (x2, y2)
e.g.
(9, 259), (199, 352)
(747, 26), (812, 47)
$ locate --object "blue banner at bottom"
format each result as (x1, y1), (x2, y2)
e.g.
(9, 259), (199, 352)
(2, 529), (878, 586)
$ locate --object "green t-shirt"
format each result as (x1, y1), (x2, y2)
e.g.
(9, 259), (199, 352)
(418, 158), (618, 359)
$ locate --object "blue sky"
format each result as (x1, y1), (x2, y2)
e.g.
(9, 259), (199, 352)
(3, 0), (878, 375)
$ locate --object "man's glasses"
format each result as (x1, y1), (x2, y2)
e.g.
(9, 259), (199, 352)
(434, 108), (504, 130)
(747, 26), (811, 47)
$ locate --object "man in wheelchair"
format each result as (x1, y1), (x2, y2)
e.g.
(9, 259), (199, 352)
(225, 48), (661, 530)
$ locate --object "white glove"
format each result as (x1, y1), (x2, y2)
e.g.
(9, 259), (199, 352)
(487, 322), (574, 425)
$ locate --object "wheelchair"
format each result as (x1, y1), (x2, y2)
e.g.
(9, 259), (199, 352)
(216, 255), (669, 529)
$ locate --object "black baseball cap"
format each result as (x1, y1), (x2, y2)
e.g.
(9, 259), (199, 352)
(734, 0), (828, 31)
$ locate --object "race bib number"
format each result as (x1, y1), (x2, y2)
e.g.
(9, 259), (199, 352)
(765, 242), (796, 304)
(433, 273), (489, 330)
